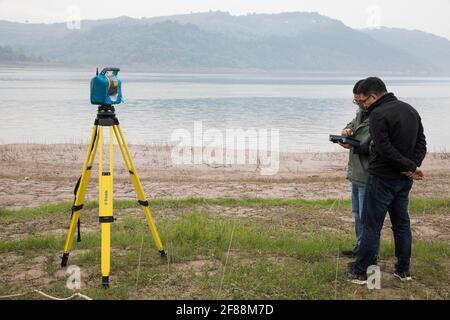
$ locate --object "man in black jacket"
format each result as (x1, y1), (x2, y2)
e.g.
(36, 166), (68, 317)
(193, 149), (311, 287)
(348, 77), (427, 284)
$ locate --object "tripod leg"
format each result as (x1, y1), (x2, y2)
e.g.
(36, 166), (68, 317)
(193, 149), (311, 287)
(112, 125), (166, 256)
(62, 125), (99, 267)
(99, 126), (114, 287)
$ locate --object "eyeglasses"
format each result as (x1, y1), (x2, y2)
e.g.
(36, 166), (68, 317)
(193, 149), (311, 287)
(352, 96), (372, 105)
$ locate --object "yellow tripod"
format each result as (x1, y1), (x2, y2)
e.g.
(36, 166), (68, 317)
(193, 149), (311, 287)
(61, 105), (165, 287)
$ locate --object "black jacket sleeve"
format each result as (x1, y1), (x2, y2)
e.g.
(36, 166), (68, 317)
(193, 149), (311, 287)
(370, 112), (417, 172)
(353, 143), (370, 156)
(412, 118), (427, 167)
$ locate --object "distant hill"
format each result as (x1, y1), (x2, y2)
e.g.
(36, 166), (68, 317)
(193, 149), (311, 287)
(1, 11), (449, 73)
(362, 27), (450, 74)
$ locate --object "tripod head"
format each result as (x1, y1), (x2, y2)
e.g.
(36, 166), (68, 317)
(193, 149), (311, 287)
(95, 105), (119, 126)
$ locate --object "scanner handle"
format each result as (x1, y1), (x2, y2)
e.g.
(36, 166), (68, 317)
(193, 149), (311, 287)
(101, 67), (120, 75)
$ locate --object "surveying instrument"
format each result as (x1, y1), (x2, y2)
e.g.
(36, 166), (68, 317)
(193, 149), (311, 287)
(60, 67), (165, 287)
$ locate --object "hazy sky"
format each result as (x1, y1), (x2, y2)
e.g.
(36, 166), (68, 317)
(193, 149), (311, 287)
(1, 0), (450, 39)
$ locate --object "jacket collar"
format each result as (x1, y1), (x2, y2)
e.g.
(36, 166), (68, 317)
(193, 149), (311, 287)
(367, 92), (397, 113)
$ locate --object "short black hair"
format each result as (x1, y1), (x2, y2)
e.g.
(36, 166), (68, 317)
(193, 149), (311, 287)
(357, 77), (387, 96)
(353, 79), (365, 94)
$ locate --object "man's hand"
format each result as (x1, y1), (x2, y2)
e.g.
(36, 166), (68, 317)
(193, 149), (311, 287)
(341, 128), (353, 137)
(401, 168), (424, 180)
(337, 141), (353, 149)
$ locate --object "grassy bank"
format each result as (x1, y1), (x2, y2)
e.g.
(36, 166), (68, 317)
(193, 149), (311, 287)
(1, 197), (449, 221)
(0, 198), (449, 300)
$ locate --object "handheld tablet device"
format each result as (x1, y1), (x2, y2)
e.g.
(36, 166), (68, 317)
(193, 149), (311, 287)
(329, 135), (361, 147)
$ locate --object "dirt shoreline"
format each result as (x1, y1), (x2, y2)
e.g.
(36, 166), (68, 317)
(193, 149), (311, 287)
(1, 143), (449, 208)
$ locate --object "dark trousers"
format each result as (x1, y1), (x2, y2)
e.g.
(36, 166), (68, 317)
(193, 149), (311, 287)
(352, 174), (413, 274)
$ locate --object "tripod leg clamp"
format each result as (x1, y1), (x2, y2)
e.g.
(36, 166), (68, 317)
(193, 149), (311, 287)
(99, 216), (115, 223)
(72, 204), (84, 212)
(138, 200), (149, 207)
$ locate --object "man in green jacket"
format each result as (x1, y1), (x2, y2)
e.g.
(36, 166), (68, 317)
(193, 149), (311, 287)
(339, 80), (373, 257)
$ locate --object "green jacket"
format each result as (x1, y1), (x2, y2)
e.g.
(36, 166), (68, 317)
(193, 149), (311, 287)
(344, 109), (372, 186)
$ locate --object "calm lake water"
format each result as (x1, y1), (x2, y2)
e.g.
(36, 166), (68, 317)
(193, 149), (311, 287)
(1, 66), (450, 152)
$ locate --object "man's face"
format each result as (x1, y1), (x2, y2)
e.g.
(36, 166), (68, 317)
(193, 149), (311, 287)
(353, 93), (367, 110)
(357, 93), (378, 109)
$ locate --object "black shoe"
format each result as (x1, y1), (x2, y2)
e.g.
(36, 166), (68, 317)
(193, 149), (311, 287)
(393, 271), (412, 282)
(347, 271), (367, 285)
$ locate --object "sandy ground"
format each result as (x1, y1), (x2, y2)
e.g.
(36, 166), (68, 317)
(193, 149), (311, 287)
(1, 143), (450, 208)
